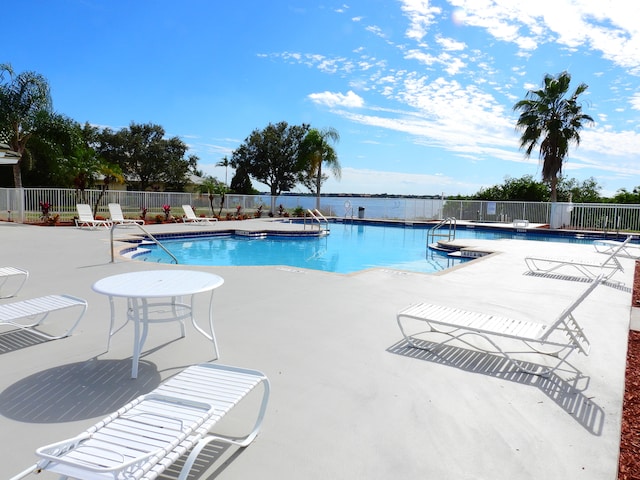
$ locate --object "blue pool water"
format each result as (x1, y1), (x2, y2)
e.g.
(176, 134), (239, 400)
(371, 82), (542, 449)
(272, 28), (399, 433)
(138, 223), (602, 274)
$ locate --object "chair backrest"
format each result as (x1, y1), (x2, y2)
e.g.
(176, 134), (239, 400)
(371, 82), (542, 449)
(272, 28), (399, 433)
(76, 204), (95, 221)
(182, 205), (197, 219)
(540, 274), (603, 353)
(601, 235), (631, 270)
(108, 203), (125, 221)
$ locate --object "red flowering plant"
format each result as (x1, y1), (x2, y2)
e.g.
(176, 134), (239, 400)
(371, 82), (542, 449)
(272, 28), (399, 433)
(162, 204), (171, 221)
(39, 201), (51, 220)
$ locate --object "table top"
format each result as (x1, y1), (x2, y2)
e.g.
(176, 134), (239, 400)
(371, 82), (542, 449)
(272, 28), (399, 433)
(92, 270), (224, 298)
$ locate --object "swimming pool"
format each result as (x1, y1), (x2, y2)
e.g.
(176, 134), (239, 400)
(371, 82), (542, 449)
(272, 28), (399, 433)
(133, 223), (607, 274)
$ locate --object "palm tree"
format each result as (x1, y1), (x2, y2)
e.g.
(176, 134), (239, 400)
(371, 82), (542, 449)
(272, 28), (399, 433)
(198, 176), (228, 216)
(299, 127), (341, 210)
(216, 156), (230, 186)
(0, 64), (52, 188)
(93, 163), (125, 217)
(513, 71), (594, 202)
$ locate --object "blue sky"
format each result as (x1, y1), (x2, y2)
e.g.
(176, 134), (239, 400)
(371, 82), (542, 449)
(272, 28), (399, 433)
(8, 0), (640, 197)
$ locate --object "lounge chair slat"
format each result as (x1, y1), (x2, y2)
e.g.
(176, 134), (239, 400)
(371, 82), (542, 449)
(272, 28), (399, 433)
(15, 363), (270, 480)
(108, 203), (145, 226)
(0, 266), (28, 299)
(181, 204), (218, 224)
(397, 275), (602, 377)
(0, 294), (87, 339)
(525, 236), (630, 280)
(594, 237), (640, 259)
(75, 204), (112, 229)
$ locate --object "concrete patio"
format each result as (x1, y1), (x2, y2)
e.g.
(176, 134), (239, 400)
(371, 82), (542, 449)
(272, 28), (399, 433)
(0, 220), (633, 479)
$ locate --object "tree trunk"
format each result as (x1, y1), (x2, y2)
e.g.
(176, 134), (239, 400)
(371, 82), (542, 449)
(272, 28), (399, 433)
(270, 185), (278, 213)
(315, 164), (322, 210)
(12, 163), (22, 188)
(550, 176), (558, 203)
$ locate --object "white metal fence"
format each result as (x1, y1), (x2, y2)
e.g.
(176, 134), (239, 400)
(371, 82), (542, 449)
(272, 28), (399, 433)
(1, 187), (639, 232)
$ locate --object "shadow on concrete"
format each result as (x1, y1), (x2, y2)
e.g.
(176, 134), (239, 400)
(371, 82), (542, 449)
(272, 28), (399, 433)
(523, 271), (631, 292)
(0, 329), (51, 354)
(155, 440), (241, 480)
(0, 358), (162, 423)
(388, 339), (605, 436)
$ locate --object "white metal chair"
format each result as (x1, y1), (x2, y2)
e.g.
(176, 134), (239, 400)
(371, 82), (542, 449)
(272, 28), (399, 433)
(75, 204), (112, 229)
(0, 266), (28, 298)
(182, 204), (218, 224)
(108, 203), (144, 226)
(524, 236), (630, 281)
(12, 363), (270, 480)
(0, 294), (88, 339)
(396, 275), (603, 377)
(593, 235), (640, 259)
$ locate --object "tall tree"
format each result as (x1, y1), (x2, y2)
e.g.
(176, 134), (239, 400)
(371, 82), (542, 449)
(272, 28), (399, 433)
(298, 127), (341, 210)
(20, 112), (80, 186)
(229, 163), (255, 194)
(611, 187), (640, 204)
(556, 176), (601, 203)
(231, 121), (309, 197)
(513, 71), (594, 202)
(97, 122), (197, 191)
(475, 175), (549, 201)
(0, 64), (52, 187)
(216, 156), (231, 186)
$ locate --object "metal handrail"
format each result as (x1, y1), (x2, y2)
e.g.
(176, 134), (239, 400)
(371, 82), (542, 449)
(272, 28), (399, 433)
(110, 223), (179, 264)
(427, 217), (456, 246)
(306, 209), (330, 233)
(312, 209), (329, 228)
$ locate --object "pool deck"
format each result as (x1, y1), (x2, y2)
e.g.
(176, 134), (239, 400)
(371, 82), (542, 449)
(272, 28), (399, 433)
(0, 219), (634, 479)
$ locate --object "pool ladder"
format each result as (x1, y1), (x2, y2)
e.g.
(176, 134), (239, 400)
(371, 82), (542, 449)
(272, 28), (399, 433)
(306, 209), (330, 235)
(110, 223), (179, 264)
(427, 217), (457, 249)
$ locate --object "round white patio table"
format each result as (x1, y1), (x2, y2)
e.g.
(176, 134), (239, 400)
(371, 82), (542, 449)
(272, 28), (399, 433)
(92, 270), (224, 378)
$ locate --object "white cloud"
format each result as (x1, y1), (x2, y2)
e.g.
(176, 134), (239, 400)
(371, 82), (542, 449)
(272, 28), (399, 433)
(404, 49), (438, 66)
(436, 35), (466, 51)
(440, 53), (465, 75)
(275, 1), (640, 193)
(404, 48), (467, 75)
(365, 25), (386, 39)
(447, 0), (640, 71)
(581, 128), (640, 159)
(308, 90), (365, 108)
(448, 0), (540, 51)
(399, 0), (441, 42)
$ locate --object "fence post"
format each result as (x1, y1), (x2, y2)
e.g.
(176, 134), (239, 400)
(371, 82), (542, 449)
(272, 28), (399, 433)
(18, 188), (25, 223)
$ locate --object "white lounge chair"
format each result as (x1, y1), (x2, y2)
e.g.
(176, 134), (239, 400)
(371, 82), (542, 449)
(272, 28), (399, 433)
(75, 204), (112, 229)
(0, 266), (28, 298)
(182, 204), (218, 224)
(396, 275), (603, 377)
(12, 363), (270, 480)
(0, 294), (87, 339)
(524, 236), (630, 281)
(593, 235), (640, 259)
(108, 203), (144, 226)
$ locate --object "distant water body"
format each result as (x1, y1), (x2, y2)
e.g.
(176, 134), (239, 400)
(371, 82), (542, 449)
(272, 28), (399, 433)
(274, 195), (444, 221)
